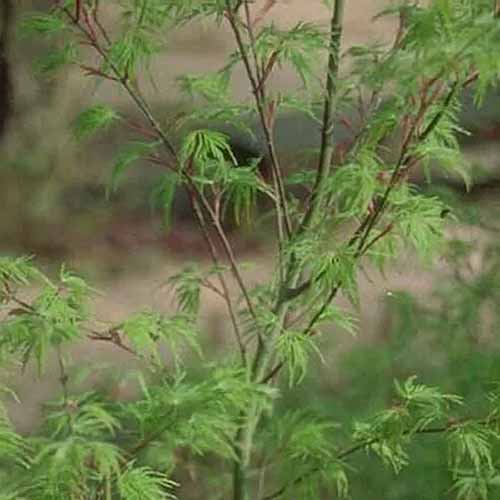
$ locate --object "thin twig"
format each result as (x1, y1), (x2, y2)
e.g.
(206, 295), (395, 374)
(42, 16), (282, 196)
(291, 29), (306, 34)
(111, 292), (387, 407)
(127, 410), (175, 456)
(91, 0), (112, 46)
(360, 222), (394, 255)
(188, 192), (247, 365)
(87, 328), (140, 357)
(243, 1), (264, 100)
(252, 0), (278, 27)
(200, 279), (225, 299)
(225, 1), (292, 240)
(61, 6), (260, 331)
(56, 345), (69, 403)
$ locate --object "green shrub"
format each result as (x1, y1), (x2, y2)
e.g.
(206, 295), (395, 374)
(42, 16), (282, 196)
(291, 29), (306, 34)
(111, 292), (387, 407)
(1, 1), (500, 499)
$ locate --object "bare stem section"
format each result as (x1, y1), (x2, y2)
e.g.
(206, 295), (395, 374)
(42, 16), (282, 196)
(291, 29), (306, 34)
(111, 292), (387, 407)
(301, 0), (346, 231)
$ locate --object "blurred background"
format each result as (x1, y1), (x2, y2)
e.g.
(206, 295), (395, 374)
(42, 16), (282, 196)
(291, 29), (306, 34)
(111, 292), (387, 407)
(2, 1), (500, 498)
(2, 0), (400, 265)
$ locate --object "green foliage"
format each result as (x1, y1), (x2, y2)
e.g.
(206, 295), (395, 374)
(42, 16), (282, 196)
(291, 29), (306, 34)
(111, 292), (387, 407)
(8, 0), (500, 499)
(176, 71), (257, 133)
(253, 22), (327, 86)
(224, 160), (265, 225)
(120, 311), (201, 365)
(149, 171), (180, 228)
(389, 187), (448, 259)
(161, 0), (229, 25)
(26, 396), (123, 498)
(20, 13), (67, 37)
(73, 105), (120, 141)
(178, 72), (231, 103)
(0, 265), (92, 372)
(0, 255), (42, 290)
(108, 140), (162, 197)
(167, 265), (203, 315)
(448, 422), (497, 475)
(260, 410), (348, 499)
(284, 224), (500, 500)
(107, 32), (160, 79)
(117, 465), (177, 500)
(35, 42), (79, 77)
(180, 129), (236, 175)
(326, 151), (383, 216)
(275, 329), (323, 386)
(0, 399), (28, 467)
(311, 245), (359, 304)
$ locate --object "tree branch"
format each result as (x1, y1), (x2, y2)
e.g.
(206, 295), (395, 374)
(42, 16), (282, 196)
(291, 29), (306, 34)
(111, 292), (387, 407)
(61, 5), (261, 336)
(225, 0), (292, 240)
(262, 417), (498, 500)
(188, 191), (247, 366)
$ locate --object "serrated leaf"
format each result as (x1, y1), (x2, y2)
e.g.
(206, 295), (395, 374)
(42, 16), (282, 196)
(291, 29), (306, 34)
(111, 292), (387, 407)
(107, 141), (160, 197)
(73, 105), (120, 141)
(35, 43), (78, 77)
(20, 13), (66, 37)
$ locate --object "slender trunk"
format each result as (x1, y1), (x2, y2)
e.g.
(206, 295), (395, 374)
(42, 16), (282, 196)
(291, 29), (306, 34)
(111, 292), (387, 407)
(232, 2), (346, 497)
(232, 425), (249, 500)
(232, 451), (246, 500)
(300, 0), (345, 231)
